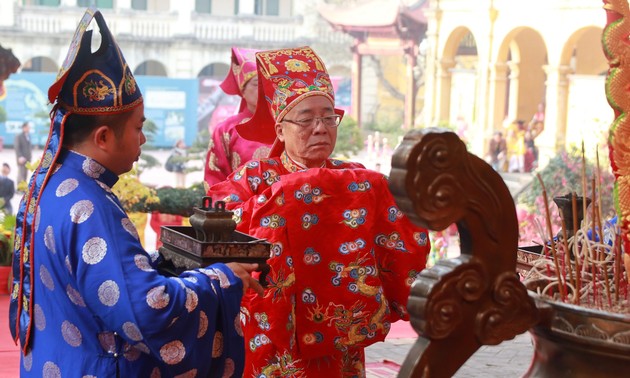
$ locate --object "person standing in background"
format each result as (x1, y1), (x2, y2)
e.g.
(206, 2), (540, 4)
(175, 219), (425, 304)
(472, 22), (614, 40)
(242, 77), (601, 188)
(14, 121), (32, 187)
(529, 102), (545, 134)
(0, 162), (14, 214)
(506, 120), (525, 173)
(172, 138), (187, 188)
(204, 47), (270, 189)
(487, 131), (507, 172)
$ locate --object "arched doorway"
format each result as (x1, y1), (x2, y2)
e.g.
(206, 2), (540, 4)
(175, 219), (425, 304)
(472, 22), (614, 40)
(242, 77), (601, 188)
(496, 27), (547, 130)
(134, 60), (167, 76)
(21, 56), (57, 72)
(438, 27), (479, 140)
(561, 27), (607, 157)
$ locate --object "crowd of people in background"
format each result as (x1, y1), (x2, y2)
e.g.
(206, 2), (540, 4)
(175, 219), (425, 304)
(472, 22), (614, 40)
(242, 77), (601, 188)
(487, 102), (544, 173)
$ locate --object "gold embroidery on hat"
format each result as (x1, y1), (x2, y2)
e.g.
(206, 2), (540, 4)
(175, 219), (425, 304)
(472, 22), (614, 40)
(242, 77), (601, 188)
(285, 59), (310, 73)
(123, 70), (137, 95)
(83, 79), (115, 102)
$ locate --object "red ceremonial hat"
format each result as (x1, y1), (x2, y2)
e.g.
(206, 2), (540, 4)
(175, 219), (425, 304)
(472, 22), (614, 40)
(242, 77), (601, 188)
(220, 47), (258, 94)
(236, 46), (341, 157)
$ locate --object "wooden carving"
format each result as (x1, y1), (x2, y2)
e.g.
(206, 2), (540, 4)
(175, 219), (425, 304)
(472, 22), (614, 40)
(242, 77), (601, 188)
(389, 129), (539, 378)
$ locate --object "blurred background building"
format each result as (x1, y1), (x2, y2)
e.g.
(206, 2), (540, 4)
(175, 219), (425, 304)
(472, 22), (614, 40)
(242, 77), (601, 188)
(421, 0), (607, 166)
(0, 0), (613, 167)
(0, 0), (362, 148)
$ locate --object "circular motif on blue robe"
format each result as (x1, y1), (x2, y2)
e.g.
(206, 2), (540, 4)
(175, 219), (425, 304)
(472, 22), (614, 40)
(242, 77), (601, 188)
(98, 279), (120, 306)
(160, 340), (186, 365)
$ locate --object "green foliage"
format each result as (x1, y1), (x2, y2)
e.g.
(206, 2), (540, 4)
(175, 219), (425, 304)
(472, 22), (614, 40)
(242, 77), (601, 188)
(333, 116), (363, 158)
(0, 214), (16, 266)
(113, 168), (160, 212)
(127, 183), (206, 216)
(182, 129), (209, 174)
(136, 119), (161, 174)
(143, 119), (158, 144)
(0, 233), (10, 266)
(138, 152), (160, 174)
(0, 105), (6, 123)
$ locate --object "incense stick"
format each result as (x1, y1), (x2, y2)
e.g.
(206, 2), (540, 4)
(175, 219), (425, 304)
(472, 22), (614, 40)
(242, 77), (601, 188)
(536, 173), (566, 300)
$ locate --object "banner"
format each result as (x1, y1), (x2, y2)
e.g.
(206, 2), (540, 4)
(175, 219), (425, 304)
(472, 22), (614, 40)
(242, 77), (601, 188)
(0, 72), (199, 148)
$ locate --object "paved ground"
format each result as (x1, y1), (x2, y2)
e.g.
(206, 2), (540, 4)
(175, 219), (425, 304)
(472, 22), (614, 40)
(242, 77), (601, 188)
(365, 332), (534, 377)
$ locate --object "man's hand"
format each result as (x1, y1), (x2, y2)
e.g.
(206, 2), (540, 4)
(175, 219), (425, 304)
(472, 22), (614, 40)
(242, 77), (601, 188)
(18, 157), (26, 165)
(225, 262), (265, 297)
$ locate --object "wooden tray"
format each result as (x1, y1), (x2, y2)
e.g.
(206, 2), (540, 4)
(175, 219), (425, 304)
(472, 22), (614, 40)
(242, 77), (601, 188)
(158, 225), (270, 285)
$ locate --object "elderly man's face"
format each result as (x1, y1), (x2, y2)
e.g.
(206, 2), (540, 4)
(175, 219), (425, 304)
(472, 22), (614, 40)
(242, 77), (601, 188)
(276, 95), (338, 168)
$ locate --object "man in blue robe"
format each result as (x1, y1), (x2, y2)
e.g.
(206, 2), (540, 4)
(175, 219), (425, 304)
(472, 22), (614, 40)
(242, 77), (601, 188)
(8, 7), (262, 377)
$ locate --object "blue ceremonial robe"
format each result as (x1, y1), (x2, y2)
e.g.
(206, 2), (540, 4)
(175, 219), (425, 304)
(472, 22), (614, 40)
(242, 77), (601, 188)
(17, 150), (244, 377)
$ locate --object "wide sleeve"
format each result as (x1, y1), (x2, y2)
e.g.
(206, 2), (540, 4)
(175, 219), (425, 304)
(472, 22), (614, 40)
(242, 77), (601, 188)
(62, 197), (245, 377)
(371, 173), (430, 321)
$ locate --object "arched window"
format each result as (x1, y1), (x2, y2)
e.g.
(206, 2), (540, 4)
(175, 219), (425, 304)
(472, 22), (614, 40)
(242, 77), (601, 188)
(21, 57), (57, 73)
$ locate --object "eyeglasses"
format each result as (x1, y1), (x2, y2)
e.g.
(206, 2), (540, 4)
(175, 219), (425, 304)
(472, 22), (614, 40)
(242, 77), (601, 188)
(282, 114), (341, 128)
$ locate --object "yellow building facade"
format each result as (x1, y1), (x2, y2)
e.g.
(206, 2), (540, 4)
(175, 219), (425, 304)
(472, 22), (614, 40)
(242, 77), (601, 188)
(422, 0), (608, 164)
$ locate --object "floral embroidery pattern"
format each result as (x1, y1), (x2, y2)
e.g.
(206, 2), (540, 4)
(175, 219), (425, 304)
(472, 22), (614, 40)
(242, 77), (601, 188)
(294, 183), (326, 204)
(375, 232), (407, 252)
(303, 247), (321, 265)
(301, 213), (319, 229)
(262, 169), (280, 185)
(342, 208), (367, 228)
(248, 175), (262, 191)
(338, 238), (366, 255)
(348, 181), (372, 192)
(123, 70), (137, 95)
(260, 214), (286, 228)
(387, 206), (403, 222)
(285, 58), (310, 72)
(82, 79), (114, 101)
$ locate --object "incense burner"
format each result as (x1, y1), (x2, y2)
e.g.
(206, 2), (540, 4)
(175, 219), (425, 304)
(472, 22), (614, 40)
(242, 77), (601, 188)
(158, 197), (271, 285)
(523, 290), (630, 377)
(518, 192), (630, 376)
(189, 196), (236, 242)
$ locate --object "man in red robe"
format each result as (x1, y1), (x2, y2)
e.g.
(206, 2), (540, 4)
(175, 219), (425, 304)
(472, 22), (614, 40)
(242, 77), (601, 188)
(209, 46), (430, 377)
(204, 47), (270, 188)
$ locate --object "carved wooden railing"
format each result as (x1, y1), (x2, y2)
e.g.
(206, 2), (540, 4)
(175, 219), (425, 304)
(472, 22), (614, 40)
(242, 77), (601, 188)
(389, 129), (539, 378)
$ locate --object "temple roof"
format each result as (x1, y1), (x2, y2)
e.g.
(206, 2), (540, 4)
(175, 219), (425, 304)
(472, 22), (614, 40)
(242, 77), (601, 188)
(318, 0), (427, 39)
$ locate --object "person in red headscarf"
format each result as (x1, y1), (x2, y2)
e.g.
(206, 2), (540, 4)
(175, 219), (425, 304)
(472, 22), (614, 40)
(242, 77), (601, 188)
(208, 46), (430, 377)
(204, 47), (271, 188)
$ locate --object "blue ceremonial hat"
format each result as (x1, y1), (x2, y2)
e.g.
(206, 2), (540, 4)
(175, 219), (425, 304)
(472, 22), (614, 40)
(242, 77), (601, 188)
(48, 8), (143, 114)
(10, 7), (143, 353)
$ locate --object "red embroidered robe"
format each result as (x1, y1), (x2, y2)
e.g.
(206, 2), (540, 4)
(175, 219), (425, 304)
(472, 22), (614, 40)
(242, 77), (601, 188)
(204, 109), (271, 187)
(209, 152), (430, 377)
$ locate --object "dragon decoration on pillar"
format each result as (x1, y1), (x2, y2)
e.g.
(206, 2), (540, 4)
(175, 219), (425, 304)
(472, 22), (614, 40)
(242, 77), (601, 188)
(0, 44), (20, 100)
(603, 0), (630, 254)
